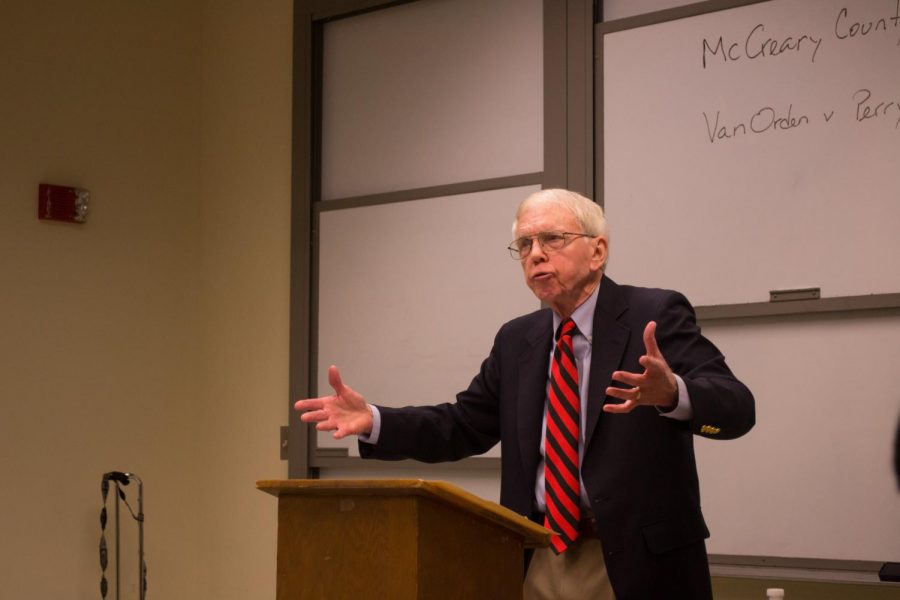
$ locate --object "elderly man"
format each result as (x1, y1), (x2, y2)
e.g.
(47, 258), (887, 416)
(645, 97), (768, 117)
(295, 188), (755, 599)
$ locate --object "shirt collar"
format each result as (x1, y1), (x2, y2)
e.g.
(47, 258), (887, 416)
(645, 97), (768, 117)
(552, 279), (600, 342)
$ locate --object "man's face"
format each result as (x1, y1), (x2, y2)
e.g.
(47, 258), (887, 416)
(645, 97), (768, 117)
(514, 201), (607, 318)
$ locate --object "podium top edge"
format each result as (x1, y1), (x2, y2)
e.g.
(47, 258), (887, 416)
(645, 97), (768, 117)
(256, 479), (551, 546)
(258, 478), (438, 494)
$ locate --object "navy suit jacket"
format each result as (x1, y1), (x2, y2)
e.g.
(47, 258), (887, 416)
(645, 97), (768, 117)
(360, 276), (755, 599)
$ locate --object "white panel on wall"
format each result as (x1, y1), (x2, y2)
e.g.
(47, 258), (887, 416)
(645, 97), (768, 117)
(317, 185), (540, 456)
(320, 0), (543, 200)
(696, 313), (900, 562)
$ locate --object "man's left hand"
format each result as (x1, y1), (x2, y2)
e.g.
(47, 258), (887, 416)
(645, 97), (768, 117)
(603, 321), (678, 413)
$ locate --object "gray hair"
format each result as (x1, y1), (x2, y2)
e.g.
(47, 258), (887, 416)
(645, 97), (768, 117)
(512, 188), (608, 239)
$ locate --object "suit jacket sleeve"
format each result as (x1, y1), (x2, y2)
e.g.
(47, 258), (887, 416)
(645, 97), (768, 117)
(655, 290), (755, 440)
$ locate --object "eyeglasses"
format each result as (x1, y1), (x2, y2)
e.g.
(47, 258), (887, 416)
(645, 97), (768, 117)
(507, 231), (593, 260)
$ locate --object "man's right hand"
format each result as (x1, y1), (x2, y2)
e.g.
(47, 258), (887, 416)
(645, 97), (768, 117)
(294, 365), (373, 439)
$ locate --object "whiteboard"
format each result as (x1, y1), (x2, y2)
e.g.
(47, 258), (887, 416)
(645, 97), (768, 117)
(600, 0), (900, 306)
(599, 0), (900, 565)
(316, 186), (540, 457)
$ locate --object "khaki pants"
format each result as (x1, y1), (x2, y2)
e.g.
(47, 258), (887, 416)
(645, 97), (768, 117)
(523, 538), (615, 600)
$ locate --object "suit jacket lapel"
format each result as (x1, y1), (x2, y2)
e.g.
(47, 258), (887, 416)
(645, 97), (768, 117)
(584, 277), (631, 451)
(516, 311), (552, 484)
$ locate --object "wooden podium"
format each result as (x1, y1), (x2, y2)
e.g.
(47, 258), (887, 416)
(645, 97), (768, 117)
(257, 479), (551, 600)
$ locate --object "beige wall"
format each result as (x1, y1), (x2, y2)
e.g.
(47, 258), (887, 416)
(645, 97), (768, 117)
(194, 0), (292, 596)
(0, 0), (290, 597)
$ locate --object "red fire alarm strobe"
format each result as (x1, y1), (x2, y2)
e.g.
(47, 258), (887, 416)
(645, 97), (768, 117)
(38, 183), (90, 223)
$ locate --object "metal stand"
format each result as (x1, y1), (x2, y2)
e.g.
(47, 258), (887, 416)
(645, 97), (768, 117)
(133, 475), (146, 600)
(99, 472), (147, 599)
(114, 489), (120, 599)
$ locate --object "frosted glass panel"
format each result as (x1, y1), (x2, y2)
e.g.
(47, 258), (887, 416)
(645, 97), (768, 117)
(317, 185), (540, 456)
(321, 0), (543, 200)
(603, 0), (692, 21)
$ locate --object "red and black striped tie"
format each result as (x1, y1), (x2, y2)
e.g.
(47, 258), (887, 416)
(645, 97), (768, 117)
(544, 317), (581, 554)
